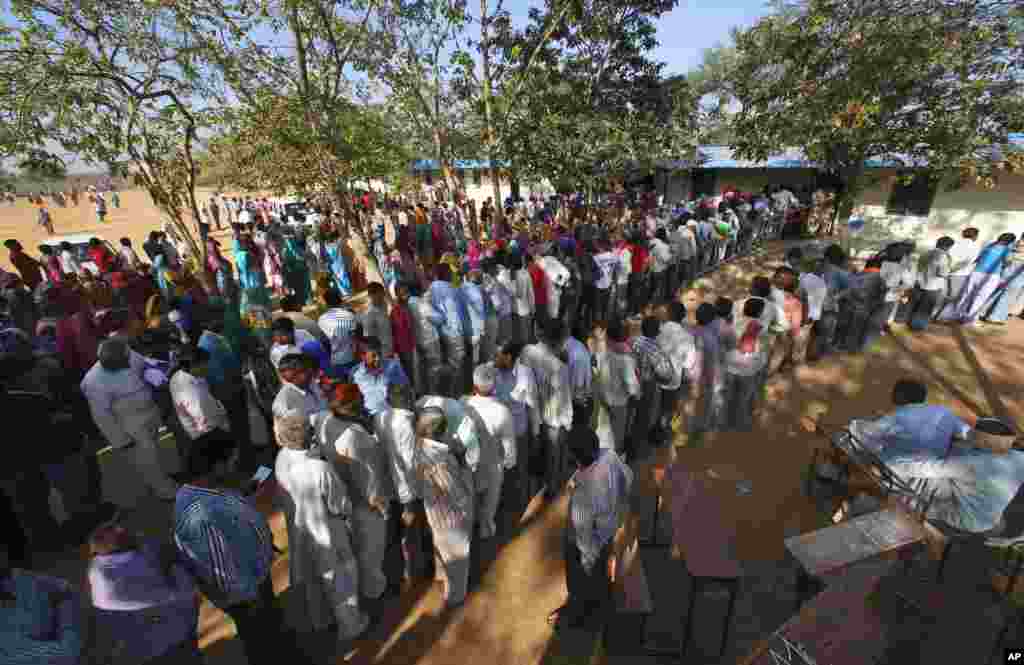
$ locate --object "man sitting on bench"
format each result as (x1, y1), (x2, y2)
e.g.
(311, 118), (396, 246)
(847, 379), (973, 461)
(548, 425), (633, 631)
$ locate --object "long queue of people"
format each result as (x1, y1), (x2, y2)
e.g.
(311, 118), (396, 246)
(2, 183), (1022, 664)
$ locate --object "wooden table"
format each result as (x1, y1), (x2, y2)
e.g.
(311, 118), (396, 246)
(785, 508), (927, 607)
(739, 566), (892, 665)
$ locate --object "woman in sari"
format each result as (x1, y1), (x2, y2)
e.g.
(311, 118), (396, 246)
(205, 237), (231, 296)
(281, 235), (311, 306)
(952, 233), (1017, 324)
(325, 233), (352, 297)
(152, 250), (176, 302)
(263, 233), (285, 297)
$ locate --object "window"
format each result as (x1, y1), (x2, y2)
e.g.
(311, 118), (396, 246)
(886, 171), (937, 216)
(472, 168), (482, 187)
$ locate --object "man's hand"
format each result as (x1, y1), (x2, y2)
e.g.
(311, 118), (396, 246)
(370, 497), (390, 516)
(401, 506), (418, 528)
(607, 554), (617, 584)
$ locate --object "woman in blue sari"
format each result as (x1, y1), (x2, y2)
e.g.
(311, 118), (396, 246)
(152, 250), (174, 301)
(983, 245), (1024, 324)
(281, 235), (311, 306)
(325, 233), (352, 297)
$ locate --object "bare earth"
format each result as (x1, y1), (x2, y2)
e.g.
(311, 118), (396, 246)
(9, 195), (1024, 664)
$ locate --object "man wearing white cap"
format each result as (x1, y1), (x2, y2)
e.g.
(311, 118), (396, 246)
(462, 364), (516, 539)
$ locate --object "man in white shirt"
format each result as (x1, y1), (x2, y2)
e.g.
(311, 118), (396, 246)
(511, 255), (536, 345)
(670, 220), (696, 293)
(463, 364), (517, 538)
(374, 383), (427, 584)
(317, 289), (359, 379)
(81, 340), (179, 501)
(593, 320), (640, 453)
(592, 242), (618, 325)
(520, 318), (574, 498)
(657, 302), (696, 434)
(908, 237), (954, 331)
(493, 343), (541, 510)
(271, 353), (326, 448)
(648, 229), (674, 304)
(539, 253), (571, 322)
(270, 318), (317, 368)
(409, 288), (444, 395)
(169, 347), (234, 475)
(938, 227), (980, 319)
(614, 237), (632, 319)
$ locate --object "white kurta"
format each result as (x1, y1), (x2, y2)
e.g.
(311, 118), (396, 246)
(274, 447), (367, 641)
(462, 395), (516, 538)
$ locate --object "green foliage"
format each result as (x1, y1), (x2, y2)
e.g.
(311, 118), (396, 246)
(501, 0), (694, 191)
(726, 0), (1024, 207)
(16, 152), (67, 181)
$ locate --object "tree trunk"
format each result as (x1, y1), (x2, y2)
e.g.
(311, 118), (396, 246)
(479, 0), (503, 224)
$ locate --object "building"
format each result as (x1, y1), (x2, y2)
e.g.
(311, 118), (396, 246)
(408, 159), (554, 206)
(656, 134), (1024, 253)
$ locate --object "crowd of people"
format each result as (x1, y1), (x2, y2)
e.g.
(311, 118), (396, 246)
(1, 183), (1022, 663)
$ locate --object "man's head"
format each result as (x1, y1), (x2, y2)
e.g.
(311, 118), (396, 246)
(892, 379), (927, 407)
(714, 297), (734, 321)
(416, 406), (447, 439)
(785, 247), (803, 266)
(936, 236), (955, 251)
(668, 301), (687, 324)
(473, 363), (497, 397)
(496, 342), (524, 370)
(824, 244), (847, 267)
(271, 317), (297, 347)
(278, 352), (316, 387)
(865, 257), (884, 270)
(568, 425), (600, 469)
(743, 297), (766, 319)
(327, 382), (364, 418)
(367, 282), (387, 306)
(607, 318), (628, 343)
(280, 295), (301, 313)
(88, 238), (101, 248)
(468, 269), (483, 285)
(696, 302), (717, 326)
(542, 317), (566, 347)
(641, 316), (661, 339)
(435, 263), (452, 283)
(394, 282), (410, 305)
(997, 232), (1017, 246)
(750, 276), (772, 298)
(3, 240), (21, 252)
(177, 346), (210, 378)
(323, 288), (344, 309)
(362, 336), (383, 370)
(962, 227), (980, 240)
(98, 339), (131, 371)
(38, 244), (53, 256)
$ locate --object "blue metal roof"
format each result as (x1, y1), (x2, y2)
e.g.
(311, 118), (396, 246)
(412, 135), (1023, 172)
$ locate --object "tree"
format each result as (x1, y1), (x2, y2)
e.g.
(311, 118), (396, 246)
(206, 92), (408, 197)
(199, 0), (398, 210)
(726, 0), (1024, 233)
(687, 44), (740, 145)
(0, 0), (213, 260)
(16, 151), (68, 182)
(502, 0), (694, 198)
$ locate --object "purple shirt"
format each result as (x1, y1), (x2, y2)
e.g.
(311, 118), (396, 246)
(88, 541), (199, 663)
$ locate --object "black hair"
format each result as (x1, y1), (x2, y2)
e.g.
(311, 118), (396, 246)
(119, 238), (132, 246)
(279, 295), (300, 312)
(714, 297), (734, 320)
(435, 263), (452, 282)
(568, 425), (600, 468)
(892, 379), (927, 406)
(743, 297), (766, 319)
(271, 317), (296, 336)
(362, 336), (382, 352)
(542, 317), (565, 344)
(750, 276), (772, 298)
(696, 303), (717, 326)
(641, 317), (661, 339)
(669, 301), (687, 323)
(785, 247), (803, 262)
(607, 318), (628, 343)
(824, 244), (846, 266)
(367, 282), (387, 297)
(865, 257), (884, 269)
(936, 236), (955, 250)
(962, 227), (980, 240)
(323, 288), (343, 308)
(500, 342), (525, 362)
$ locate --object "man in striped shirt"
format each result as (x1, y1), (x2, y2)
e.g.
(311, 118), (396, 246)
(317, 288), (359, 380)
(173, 443), (307, 665)
(548, 426), (632, 630)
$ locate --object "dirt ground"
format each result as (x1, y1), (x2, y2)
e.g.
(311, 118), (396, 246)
(12, 193), (1024, 664)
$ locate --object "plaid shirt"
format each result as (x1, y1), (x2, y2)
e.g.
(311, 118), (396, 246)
(631, 335), (674, 387)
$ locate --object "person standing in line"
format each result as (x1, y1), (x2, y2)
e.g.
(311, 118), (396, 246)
(362, 282), (394, 358)
(520, 318), (574, 498)
(511, 255), (536, 345)
(547, 427), (632, 631)
(592, 241), (618, 327)
(908, 237), (954, 332)
(409, 284), (444, 396)
(375, 383), (431, 586)
(630, 317), (675, 454)
(312, 383), (394, 602)
(390, 283), (418, 394)
(318, 288), (359, 380)
(175, 441), (315, 665)
(593, 319), (641, 455)
(938, 227), (981, 319)
(952, 233), (1017, 324)
(462, 364), (516, 539)
(168, 346), (234, 475)
(648, 229), (673, 304)
(656, 302), (696, 436)
(414, 407), (476, 609)
(493, 343), (541, 511)
(429, 263), (471, 396)
(4, 240), (44, 292)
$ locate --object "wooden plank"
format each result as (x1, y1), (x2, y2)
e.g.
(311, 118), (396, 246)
(667, 465), (742, 579)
